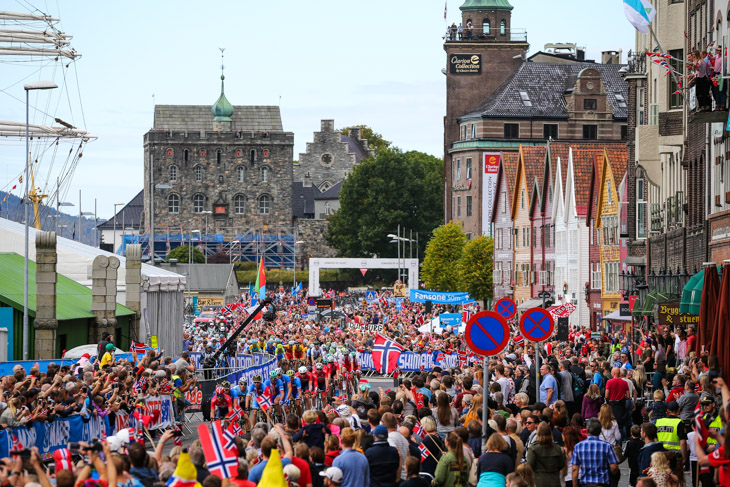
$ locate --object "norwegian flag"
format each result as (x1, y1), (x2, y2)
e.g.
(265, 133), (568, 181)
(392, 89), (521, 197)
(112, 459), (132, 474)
(513, 334), (524, 346)
(372, 334), (404, 374)
(411, 387), (425, 409)
(222, 421), (239, 450)
(418, 443), (430, 461)
(256, 391), (272, 411)
(461, 308), (472, 324)
(229, 422), (242, 436)
(694, 400), (710, 450)
(198, 422), (238, 479)
(458, 351), (468, 368)
(130, 341), (147, 355)
(227, 406), (242, 422)
(416, 314), (424, 325)
(413, 423), (425, 438)
(435, 351), (445, 364)
(10, 435), (22, 453)
(53, 448), (73, 471)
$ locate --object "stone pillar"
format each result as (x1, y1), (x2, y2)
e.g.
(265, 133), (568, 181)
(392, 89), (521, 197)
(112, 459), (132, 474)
(91, 256), (110, 342)
(125, 245), (142, 338)
(34, 231), (58, 360)
(104, 257), (120, 329)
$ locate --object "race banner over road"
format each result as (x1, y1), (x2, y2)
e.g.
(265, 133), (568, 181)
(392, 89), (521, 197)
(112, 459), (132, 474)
(409, 289), (473, 305)
(360, 351), (460, 371)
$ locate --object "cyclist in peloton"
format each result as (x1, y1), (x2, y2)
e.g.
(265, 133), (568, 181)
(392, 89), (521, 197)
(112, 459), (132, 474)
(311, 362), (329, 407)
(286, 369), (302, 416)
(296, 366), (314, 410)
(245, 374), (266, 430)
(263, 370), (285, 420)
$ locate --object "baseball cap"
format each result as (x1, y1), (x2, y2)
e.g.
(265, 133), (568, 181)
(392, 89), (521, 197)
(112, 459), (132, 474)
(81, 353), (91, 359)
(319, 467), (344, 484)
(373, 425), (388, 440)
(667, 401), (680, 412)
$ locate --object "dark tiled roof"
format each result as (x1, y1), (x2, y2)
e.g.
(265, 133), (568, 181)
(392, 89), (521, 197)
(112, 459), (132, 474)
(292, 182), (321, 218)
(314, 181), (343, 200)
(461, 62), (628, 120)
(340, 135), (369, 163)
(97, 190), (143, 230)
(153, 105), (284, 132)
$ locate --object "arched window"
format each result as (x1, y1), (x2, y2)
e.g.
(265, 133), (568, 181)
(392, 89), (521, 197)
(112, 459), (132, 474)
(483, 19), (490, 35)
(183, 149), (189, 164)
(259, 194), (271, 215)
(234, 194), (245, 214)
(250, 149), (256, 164)
(195, 165), (203, 182)
(216, 150), (222, 165)
(261, 166), (269, 182)
(168, 194), (180, 214)
(500, 19), (506, 35)
(193, 194), (204, 213)
(237, 166), (245, 182)
(169, 164), (178, 182)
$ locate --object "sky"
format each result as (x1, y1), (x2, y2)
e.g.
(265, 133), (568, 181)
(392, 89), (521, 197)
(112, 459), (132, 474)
(0, 0), (636, 220)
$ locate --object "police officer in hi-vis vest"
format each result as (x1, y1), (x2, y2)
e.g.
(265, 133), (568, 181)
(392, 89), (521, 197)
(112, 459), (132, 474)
(656, 401), (688, 465)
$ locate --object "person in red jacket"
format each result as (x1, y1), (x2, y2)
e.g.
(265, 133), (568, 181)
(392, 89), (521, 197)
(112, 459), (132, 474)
(211, 384), (232, 419)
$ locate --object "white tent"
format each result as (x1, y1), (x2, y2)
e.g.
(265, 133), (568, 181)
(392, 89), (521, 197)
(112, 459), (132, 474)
(0, 218), (186, 356)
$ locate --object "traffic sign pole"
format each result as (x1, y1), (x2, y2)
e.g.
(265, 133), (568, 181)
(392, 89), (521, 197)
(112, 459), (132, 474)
(535, 343), (541, 399)
(482, 355), (489, 445)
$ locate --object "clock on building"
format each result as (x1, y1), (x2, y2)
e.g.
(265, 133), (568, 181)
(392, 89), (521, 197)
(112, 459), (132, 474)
(321, 153), (333, 166)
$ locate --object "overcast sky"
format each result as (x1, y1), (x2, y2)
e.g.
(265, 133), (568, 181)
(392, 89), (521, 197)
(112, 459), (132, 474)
(1, 0), (635, 220)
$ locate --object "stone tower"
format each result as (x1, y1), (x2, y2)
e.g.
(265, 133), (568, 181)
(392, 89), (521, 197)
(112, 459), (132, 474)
(443, 0), (529, 220)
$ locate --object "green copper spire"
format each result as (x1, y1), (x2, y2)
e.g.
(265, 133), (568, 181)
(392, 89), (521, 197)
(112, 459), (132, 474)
(460, 0), (513, 11)
(212, 48), (234, 122)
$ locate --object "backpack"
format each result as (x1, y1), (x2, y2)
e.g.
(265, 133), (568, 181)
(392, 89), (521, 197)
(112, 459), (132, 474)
(571, 372), (585, 397)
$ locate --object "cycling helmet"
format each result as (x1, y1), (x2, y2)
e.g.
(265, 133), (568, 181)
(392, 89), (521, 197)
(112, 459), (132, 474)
(274, 368), (282, 376)
(286, 370), (294, 377)
(238, 377), (247, 386)
(215, 387), (225, 395)
(298, 366), (307, 374)
(220, 380), (230, 389)
(315, 363), (324, 370)
(253, 375), (262, 382)
(359, 382), (370, 391)
(289, 340), (297, 346)
(327, 354), (335, 363)
(269, 370), (278, 378)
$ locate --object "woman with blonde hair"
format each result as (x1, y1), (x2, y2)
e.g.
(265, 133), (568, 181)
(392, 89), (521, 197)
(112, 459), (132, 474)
(462, 394), (483, 426)
(526, 422), (566, 487)
(0, 398), (22, 427)
(420, 415), (446, 482)
(475, 433), (515, 487)
(598, 404), (621, 446)
(433, 431), (469, 487)
(514, 463), (536, 487)
(552, 400), (568, 429)
(581, 384), (603, 420)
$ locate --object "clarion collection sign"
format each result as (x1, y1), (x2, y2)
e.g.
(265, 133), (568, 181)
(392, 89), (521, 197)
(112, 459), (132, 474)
(449, 54), (481, 74)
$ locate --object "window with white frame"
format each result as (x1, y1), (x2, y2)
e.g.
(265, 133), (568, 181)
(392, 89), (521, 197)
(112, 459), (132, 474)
(234, 194), (245, 214)
(522, 263), (529, 285)
(237, 166), (245, 183)
(496, 228), (503, 250)
(501, 191), (507, 213)
(261, 166), (269, 182)
(637, 86), (646, 126)
(494, 262), (502, 283)
(591, 263), (602, 290)
(195, 165), (203, 182)
(457, 196), (461, 217)
(169, 165), (178, 182)
(471, 124), (477, 139)
(604, 261), (619, 293)
(193, 194), (204, 213)
(456, 159), (461, 181)
(168, 194), (179, 214)
(466, 158), (472, 179)
(258, 194), (271, 214)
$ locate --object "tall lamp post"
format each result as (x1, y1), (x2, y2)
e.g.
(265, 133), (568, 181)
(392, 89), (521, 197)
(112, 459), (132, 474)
(113, 203), (124, 254)
(151, 184), (172, 265)
(23, 80), (57, 360)
(201, 210), (212, 264)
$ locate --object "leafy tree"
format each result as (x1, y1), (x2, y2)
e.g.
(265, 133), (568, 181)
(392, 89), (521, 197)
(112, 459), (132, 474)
(457, 235), (494, 303)
(325, 148), (443, 260)
(421, 222), (466, 291)
(166, 245), (204, 264)
(339, 125), (391, 155)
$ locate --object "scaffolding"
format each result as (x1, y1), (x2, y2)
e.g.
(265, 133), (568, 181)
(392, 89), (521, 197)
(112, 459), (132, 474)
(122, 229), (297, 268)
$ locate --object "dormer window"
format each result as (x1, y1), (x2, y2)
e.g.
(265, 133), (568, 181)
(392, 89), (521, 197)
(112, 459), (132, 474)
(519, 91), (532, 107)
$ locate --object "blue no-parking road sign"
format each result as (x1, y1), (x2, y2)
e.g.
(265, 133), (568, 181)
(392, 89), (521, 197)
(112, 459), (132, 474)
(494, 297), (517, 320)
(519, 307), (555, 343)
(465, 311), (510, 356)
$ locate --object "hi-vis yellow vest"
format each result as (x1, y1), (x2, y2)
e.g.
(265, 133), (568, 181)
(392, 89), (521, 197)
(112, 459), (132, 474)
(705, 414), (723, 445)
(172, 375), (182, 399)
(656, 417), (682, 450)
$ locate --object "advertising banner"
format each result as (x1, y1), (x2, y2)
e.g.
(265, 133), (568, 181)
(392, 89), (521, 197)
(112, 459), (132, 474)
(449, 53), (481, 74)
(438, 313), (462, 328)
(409, 289), (473, 305)
(482, 153), (500, 236)
(0, 414), (107, 457)
(359, 351), (459, 371)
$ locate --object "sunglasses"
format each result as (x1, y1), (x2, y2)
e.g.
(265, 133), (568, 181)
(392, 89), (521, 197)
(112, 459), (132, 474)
(525, 421), (535, 424)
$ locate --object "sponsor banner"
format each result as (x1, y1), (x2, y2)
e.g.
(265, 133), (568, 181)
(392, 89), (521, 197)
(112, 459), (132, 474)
(409, 289), (473, 305)
(482, 153), (500, 236)
(449, 53), (481, 74)
(185, 385), (204, 412)
(359, 352), (459, 372)
(348, 322), (384, 333)
(438, 313), (462, 328)
(0, 414), (107, 457)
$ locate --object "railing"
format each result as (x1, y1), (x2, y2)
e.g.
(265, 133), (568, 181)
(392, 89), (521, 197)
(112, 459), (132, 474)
(443, 27), (527, 43)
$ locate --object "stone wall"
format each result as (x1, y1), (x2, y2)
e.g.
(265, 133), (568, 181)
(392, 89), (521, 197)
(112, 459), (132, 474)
(144, 128), (294, 235)
(34, 231), (57, 360)
(295, 219), (337, 262)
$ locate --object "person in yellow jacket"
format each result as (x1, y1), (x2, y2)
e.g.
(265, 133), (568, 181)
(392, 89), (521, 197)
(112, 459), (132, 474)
(656, 401), (688, 464)
(701, 394), (723, 451)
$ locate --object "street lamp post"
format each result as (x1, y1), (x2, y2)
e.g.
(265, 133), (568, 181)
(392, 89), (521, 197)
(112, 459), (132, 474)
(201, 210), (212, 263)
(152, 184), (172, 265)
(113, 203), (124, 254)
(23, 80), (57, 360)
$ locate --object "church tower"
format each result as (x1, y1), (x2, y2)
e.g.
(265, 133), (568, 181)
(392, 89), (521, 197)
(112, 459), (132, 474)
(443, 0), (528, 221)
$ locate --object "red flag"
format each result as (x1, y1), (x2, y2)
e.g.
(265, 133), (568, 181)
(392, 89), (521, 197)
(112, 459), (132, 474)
(198, 422), (238, 479)
(372, 333), (403, 374)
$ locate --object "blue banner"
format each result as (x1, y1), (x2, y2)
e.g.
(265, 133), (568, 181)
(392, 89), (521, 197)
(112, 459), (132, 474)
(359, 351), (459, 371)
(0, 414), (107, 457)
(409, 289), (473, 305)
(438, 313), (462, 328)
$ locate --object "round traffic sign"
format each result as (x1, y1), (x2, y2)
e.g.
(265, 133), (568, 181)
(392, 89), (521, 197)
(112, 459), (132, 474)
(519, 307), (555, 343)
(465, 311), (510, 356)
(494, 297), (517, 320)
(307, 297), (317, 306)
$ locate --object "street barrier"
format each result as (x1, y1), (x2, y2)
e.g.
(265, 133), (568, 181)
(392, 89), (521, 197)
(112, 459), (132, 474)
(0, 414), (107, 457)
(359, 351), (459, 371)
